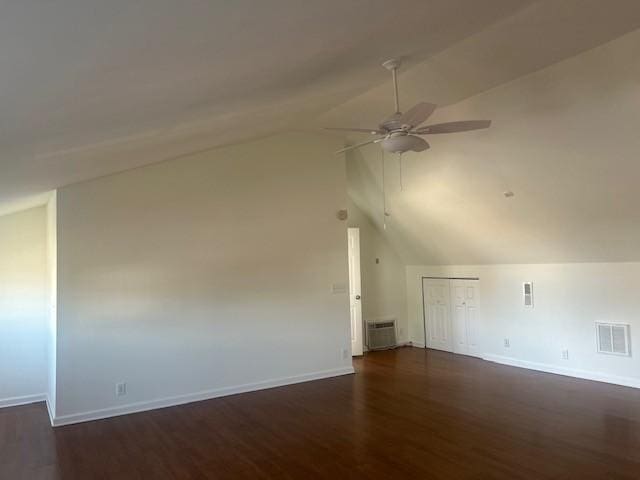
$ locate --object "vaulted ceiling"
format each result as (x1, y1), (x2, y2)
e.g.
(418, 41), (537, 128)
(2, 0), (640, 226)
(0, 0), (532, 213)
(345, 27), (640, 264)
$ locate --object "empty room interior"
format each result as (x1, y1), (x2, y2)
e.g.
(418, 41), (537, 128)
(3, 1), (640, 478)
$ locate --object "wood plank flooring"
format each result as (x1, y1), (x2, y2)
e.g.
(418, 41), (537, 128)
(2, 347), (640, 479)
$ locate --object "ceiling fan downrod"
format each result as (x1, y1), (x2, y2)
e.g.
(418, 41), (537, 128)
(382, 58), (402, 114)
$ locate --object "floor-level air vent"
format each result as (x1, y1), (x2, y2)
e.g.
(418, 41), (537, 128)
(367, 319), (397, 350)
(596, 322), (631, 356)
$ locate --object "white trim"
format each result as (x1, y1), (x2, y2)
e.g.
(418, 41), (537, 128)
(483, 354), (640, 389)
(51, 366), (355, 427)
(0, 393), (47, 409)
(45, 396), (55, 426)
(410, 341), (426, 348)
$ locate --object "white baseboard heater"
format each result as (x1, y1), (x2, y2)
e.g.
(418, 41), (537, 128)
(367, 319), (397, 350)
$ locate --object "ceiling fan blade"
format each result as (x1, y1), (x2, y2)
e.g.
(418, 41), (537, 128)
(325, 127), (385, 135)
(413, 120), (491, 135)
(397, 102), (437, 127)
(335, 137), (384, 154)
(411, 137), (430, 152)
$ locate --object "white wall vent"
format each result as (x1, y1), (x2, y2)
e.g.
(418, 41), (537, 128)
(367, 319), (397, 350)
(596, 322), (631, 356)
(523, 282), (533, 307)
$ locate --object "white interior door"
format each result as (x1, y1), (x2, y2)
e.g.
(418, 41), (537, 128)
(347, 228), (363, 356)
(422, 279), (453, 352)
(450, 280), (480, 357)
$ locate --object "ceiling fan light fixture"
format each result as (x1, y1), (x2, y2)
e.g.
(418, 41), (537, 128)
(381, 134), (423, 153)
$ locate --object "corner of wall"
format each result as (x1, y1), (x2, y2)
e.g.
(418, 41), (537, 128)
(347, 198), (409, 344)
(405, 266), (424, 346)
(46, 190), (58, 419)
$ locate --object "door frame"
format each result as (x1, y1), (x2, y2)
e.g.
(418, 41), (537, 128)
(421, 276), (480, 356)
(347, 228), (363, 356)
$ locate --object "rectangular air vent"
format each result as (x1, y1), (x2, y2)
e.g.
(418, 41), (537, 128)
(523, 282), (533, 307)
(596, 322), (630, 356)
(366, 319), (397, 350)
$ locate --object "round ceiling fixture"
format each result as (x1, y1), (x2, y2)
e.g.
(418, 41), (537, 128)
(381, 134), (429, 154)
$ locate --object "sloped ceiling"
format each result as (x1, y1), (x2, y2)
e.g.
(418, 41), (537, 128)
(318, 0), (640, 129)
(0, 0), (533, 214)
(3, 0), (640, 234)
(345, 27), (640, 264)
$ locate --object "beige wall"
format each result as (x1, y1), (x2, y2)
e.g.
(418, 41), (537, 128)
(54, 132), (353, 422)
(0, 207), (48, 405)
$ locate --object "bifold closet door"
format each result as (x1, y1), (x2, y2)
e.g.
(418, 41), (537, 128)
(422, 279), (453, 352)
(450, 280), (480, 357)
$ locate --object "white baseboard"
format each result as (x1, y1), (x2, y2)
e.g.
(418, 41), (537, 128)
(52, 366), (355, 427)
(0, 393), (47, 409)
(410, 341), (425, 348)
(483, 354), (640, 389)
(45, 396), (55, 426)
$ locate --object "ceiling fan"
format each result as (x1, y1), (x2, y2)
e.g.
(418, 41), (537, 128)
(327, 58), (491, 154)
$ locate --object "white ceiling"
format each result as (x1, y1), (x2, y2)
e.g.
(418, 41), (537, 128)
(319, 0), (640, 130)
(0, 0), (532, 213)
(2, 0), (640, 217)
(346, 26), (640, 264)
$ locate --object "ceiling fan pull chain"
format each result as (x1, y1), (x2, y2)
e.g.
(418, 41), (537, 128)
(399, 153), (403, 191)
(382, 148), (387, 230)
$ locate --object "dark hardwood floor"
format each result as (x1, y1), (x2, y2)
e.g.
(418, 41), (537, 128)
(2, 347), (640, 479)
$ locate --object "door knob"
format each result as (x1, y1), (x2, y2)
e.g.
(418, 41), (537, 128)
(355, 295), (361, 300)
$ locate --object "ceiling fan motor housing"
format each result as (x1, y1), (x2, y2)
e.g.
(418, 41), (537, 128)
(380, 112), (405, 132)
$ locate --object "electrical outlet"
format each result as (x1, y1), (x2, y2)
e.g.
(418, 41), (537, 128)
(342, 348), (349, 359)
(504, 338), (510, 348)
(562, 349), (569, 360)
(115, 382), (127, 397)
